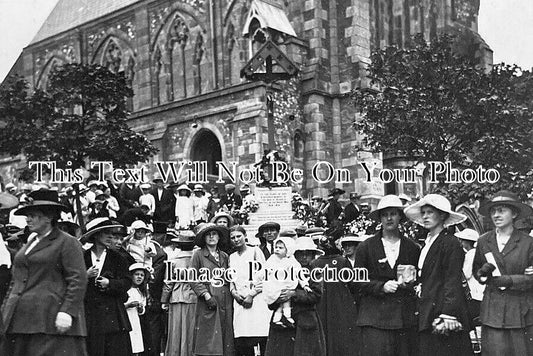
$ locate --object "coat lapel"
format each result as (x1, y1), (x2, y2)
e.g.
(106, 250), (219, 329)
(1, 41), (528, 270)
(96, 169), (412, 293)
(501, 230), (521, 257)
(421, 232), (443, 277)
(25, 228), (58, 256)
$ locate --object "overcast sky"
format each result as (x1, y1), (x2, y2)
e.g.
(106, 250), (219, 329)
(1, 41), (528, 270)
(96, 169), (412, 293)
(0, 0), (532, 82)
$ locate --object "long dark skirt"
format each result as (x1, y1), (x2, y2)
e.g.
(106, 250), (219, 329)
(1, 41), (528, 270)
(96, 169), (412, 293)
(482, 325), (533, 356)
(1, 333), (87, 356)
(419, 329), (473, 356)
(360, 326), (418, 356)
(86, 331), (132, 356)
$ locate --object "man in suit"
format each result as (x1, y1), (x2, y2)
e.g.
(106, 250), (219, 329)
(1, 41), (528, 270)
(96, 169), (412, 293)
(343, 192), (361, 223)
(82, 218), (133, 356)
(219, 184), (242, 212)
(151, 177), (175, 224)
(257, 222), (280, 259)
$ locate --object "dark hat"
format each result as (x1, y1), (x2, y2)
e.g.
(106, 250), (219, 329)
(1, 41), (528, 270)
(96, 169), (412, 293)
(328, 188), (345, 196)
(295, 224), (307, 236)
(279, 229), (297, 238)
(81, 218), (125, 243)
(14, 189), (68, 215)
(240, 185), (250, 192)
(194, 223), (230, 248)
(479, 190), (533, 220)
(258, 222), (281, 236)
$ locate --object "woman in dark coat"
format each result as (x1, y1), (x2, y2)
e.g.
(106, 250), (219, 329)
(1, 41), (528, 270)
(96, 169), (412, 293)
(1, 189), (88, 356)
(81, 217), (133, 356)
(189, 223), (234, 356)
(473, 190), (533, 355)
(355, 195), (420, 356)
(311, 233), (359, 356)
(404, 194), (473, 356)
(265, 236), (326, 356)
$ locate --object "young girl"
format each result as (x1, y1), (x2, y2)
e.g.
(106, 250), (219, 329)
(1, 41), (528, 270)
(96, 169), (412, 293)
(263, 236), (311, 326)
(125, 263), (149, 356)
(124, 220), (156, 271)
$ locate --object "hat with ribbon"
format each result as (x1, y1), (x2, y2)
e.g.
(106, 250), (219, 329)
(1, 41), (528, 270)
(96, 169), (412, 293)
(14, 189), (67, 215)
(340, 233), (371, 244)
(169, 229), (196, 247)
(193, 184), (205, 192)
(130, 220), (153, 233)
(368, 195), (406, 222)
(404, 194), (467, 228)
(81, 218), (125, 243)
(478, 190), (533, 220)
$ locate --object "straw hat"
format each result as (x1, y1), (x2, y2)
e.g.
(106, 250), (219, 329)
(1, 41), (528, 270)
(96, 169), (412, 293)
(130, 220), (153, 233)
(193, 184), (204, 192)
(169, 229), (196, 247)
(194, 223), (230, 248)
(368, 195), (405, 221)
(210, 211), (235, 227)
(129, 262), (151, 272)
(294, 236), (324, 255)
(454, 228), (479, 242)
(404, 194), (466, 228)
(81, 218), (125, 243)
(340, 234), (371, 244)
(478, 190), (533, 220)
(0, 192), (19, 210)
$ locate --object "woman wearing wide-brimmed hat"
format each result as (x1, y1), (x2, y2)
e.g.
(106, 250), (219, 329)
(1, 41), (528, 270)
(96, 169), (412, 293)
(404, 194), (473, 355)
(265, 236), (326, 356)
(81, 217), (133, 356)
(355, 195), (420, 356)
(0, 189), (88, 356)
(189, 223), (234, 355)
(473, 190), (533, 356)
(161, 229), (198, 356)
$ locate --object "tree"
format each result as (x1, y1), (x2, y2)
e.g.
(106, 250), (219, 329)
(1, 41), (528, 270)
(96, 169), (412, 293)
(352, 34), (533, 201)
(0, 63), (158, 169)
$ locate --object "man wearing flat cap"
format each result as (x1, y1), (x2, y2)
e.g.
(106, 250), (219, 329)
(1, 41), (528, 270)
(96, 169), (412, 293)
(220, 183), (242, 212)
(258, 222), (281, 259)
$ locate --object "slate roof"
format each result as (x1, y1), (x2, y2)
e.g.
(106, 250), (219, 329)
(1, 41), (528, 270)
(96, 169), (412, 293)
(30, 0), (140, 45)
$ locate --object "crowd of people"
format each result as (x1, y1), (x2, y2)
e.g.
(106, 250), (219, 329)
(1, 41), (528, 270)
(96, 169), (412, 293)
(0, 177), (532, 356)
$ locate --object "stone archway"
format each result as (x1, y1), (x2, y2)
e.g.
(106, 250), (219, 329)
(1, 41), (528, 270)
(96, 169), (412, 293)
(190, 129), (222, 175)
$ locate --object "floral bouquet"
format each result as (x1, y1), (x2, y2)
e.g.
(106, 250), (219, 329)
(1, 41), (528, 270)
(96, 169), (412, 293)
(344, 215), (378, 236)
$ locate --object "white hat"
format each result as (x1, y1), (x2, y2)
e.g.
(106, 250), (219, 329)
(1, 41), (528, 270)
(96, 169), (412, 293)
(404, 194), (466, 228)
(294, 236), (324, 255)
(368, 195), (405, 221)
(140, 183), (151, 190)
(193, 184), (204, 192)
(341, 234), (371, 244)
(454, 228), (479, 242)
(5, 183), (16, 191)
(130, 220), (153, 232)
(273, 236), (296, 257)
(398, 193), (412, 202)
(129, 262), (151, 272)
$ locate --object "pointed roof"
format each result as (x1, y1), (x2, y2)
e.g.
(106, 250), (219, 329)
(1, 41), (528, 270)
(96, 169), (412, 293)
(240, 40), (298, 82)
(242, 0), (296, 37)
(30, 0), (140, 45)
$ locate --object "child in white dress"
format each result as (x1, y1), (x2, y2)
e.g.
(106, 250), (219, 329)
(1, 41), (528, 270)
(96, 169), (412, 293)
(263, 236), (311, 326)
(125, 263), (149, 355)
(124, 220), (156, 272)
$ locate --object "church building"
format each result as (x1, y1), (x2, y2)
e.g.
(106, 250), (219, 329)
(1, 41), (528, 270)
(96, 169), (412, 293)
(1, 0), (491, 201)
